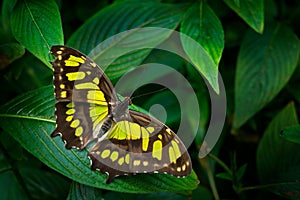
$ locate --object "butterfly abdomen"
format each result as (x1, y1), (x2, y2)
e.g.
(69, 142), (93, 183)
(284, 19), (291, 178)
(97, 118), (113, 139)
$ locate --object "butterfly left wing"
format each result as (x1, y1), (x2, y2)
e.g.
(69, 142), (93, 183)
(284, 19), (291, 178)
(51, 46), (117, 149)
(88, 109), (192, 183)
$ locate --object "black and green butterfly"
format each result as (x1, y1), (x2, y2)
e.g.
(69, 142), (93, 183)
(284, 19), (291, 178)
(50, 45), (192, 183)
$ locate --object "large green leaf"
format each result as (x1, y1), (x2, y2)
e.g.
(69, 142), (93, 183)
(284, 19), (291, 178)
(136, 192), (188, 200)
(67, 182), (102, 200)
(0, 171), (29, 200)
(103, 191), (188, 200)
(280, 125), (300, 144)
(0, 150), (28, 200)
(233, 24), (300, 128)
(10, 0), (63, 67)
(67, 1), (185, 81)
(0, 86), (199, 194)
(0, 43), (25, 70)
(256, 102), (300, 199)
(184, 68), (210, 149)
(191, 186), (213, 200)
(180, 3), (224, 93)
(223, 0), (264, 33)
(142, 90), (181, 127)
(0, 132), (24, 161)
(0, 138), (69, 200)
(18, 164), (70, 200)
(1, 0), (17, 30)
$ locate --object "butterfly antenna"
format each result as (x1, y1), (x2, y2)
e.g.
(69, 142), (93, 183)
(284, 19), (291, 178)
(131, 87), (168, 100)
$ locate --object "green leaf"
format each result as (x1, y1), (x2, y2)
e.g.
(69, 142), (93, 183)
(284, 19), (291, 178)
(0, 133), (24, 161)
(103, 191), (188, 200)
(185, 65), (210, 148)
(280, 125), (300, 144)
(233, 24), (300, 128)
(1, 0), (17, 30)
(142, 90), (181, 127)
(0, 43), (25, 70)
(256, 102), (300, 198)
(216, 172), (232, 181)
(0, 151), (28, 200)
(191, 186), (213, 200)
(0, 146), (11, 171)
(136, 192), (188, 200)
(18, 164), (70, 200)
(181, 3), (224, 65)
(67, 182), (102, 200)
(0, 171), (29, 200)
(0, 86), (199, 194)
(1, 53), (52, 98)
(67, 1), (184, 80)
(180, 3), (224, 94)
(143, 49), (185, 72)
(103, 191), (135, 200)
(10, 0), (63, 67)
(223, 0), (264, 33)
(236, 163), (247, 182)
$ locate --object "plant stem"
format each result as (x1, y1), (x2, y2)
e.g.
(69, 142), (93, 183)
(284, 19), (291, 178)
(199, 157), (220, 200)
(239, 180), (300, 193)
(208, 153), (232, 176)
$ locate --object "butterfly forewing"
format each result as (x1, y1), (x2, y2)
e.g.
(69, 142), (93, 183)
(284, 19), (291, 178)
(51, 46), (116, 103)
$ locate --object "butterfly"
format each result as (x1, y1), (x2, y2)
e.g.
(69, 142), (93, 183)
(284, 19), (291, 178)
(50, 45), (192, 184)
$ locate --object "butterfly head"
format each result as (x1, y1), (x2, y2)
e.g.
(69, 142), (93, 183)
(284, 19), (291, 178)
(123, 96), (131, 104)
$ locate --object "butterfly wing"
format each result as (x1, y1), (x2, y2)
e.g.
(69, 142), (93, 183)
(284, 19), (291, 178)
(129, 110), (192, 176)
(88, 109), (192, 183)
(51, 45), (117, 149)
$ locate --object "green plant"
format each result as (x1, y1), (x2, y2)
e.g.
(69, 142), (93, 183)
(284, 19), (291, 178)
(0, 0), (299, 199)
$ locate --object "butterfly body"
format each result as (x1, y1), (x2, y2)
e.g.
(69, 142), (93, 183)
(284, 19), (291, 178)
(110, 97), (131, 121)
(50, 45), (192, 183)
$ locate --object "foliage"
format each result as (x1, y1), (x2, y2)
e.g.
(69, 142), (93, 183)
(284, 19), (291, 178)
(0, 0), (299, 199)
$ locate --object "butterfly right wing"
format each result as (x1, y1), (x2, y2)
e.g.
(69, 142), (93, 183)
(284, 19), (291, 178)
(51, 45), (117, 149)
(88, 109), (192, 183)
(128, 109), (192, 176)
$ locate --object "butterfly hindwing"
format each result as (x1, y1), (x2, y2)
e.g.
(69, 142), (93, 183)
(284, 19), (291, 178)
(89, 138), (132, 183)
(52, 102), (109, 149)
(129, 110), (192, 176)
(88, 109), (191, 183)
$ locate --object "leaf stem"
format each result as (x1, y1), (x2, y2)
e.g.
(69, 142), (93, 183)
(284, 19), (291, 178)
(208, 153), (232, 176)
(199, 157), (220, 200)
(0, 113), (55, 123)
(238, 180), (300, 193)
